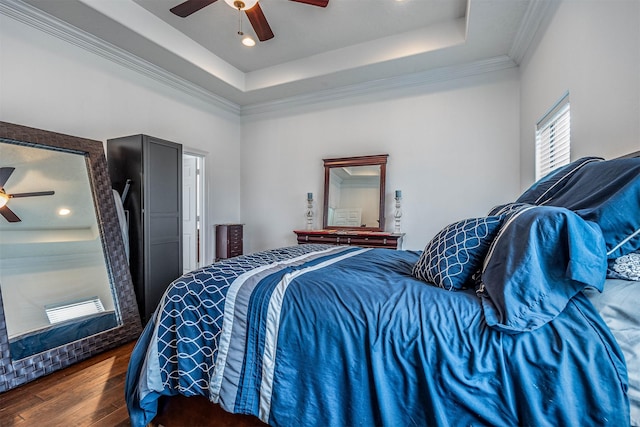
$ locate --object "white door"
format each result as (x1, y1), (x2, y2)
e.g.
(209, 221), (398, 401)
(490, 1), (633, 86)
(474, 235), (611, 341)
(182, 155), (198, 273)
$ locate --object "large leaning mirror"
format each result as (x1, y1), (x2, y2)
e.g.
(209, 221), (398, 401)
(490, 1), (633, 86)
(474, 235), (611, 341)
(0, 121), (141, 392)
(323, 154), (387, 231)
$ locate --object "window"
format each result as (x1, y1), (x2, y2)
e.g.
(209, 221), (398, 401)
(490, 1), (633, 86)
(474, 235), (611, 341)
(535, 92), (570, 180)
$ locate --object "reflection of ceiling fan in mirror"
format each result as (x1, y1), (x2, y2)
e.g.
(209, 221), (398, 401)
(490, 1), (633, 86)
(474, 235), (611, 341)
(170, 0), (329, 42)
(0, 167), (55, 223)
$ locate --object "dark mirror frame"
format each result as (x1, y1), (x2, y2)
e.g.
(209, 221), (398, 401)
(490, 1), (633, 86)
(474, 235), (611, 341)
(0, 121), (141, 392)
(322, 154), (388, 232)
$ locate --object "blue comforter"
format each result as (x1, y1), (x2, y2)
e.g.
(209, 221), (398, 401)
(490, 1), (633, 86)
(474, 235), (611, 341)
(126, 244), (629, 426)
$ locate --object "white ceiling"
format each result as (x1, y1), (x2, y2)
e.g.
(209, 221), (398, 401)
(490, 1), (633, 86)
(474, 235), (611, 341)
(15, 0), (539, 109)
(135, 0), (469, 73)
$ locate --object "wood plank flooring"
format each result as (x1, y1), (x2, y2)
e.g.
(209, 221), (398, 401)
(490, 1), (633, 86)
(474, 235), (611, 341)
(1, 340), (268, 427)
(0, 340), (268, 427)
(0, 340), (135, 427)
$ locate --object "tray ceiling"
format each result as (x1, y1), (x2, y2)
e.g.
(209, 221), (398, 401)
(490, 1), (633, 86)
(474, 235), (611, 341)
(12, 0), (540, 109)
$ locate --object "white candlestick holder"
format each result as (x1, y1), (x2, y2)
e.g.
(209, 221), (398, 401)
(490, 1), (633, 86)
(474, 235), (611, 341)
(306, 196), (314, 230)
(394, 195), (402, 233)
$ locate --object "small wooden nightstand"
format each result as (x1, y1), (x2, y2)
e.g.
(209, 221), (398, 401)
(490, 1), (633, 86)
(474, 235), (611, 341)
(294, 230), (404, 250)
(216, 224), (243, 261)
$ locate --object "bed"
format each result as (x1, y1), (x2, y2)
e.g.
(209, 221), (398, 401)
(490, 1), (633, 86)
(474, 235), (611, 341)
(126, 153), (640, 426)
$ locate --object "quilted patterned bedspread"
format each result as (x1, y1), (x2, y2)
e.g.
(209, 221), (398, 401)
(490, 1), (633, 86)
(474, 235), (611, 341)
(126, 244), (629, 426)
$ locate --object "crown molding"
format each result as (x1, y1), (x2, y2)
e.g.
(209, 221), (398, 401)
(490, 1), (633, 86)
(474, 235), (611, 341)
(0, 0), (241, 115)
(509, 0), (560, 64)
(240, 56), (518, 117)
(2, 0), (531, 119)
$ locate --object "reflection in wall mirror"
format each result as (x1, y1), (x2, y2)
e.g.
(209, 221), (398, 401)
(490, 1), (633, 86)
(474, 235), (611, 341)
(0, 143), (117, 360)
(323, 154), (388, 231)
(0, 121), (141, 392)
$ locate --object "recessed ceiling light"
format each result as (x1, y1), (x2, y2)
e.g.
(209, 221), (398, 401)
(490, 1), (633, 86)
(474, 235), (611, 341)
(58, 208), (71, 216)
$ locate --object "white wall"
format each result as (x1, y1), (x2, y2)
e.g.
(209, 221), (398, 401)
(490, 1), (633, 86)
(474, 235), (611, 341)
(241, 68), (521, 252)
(0, 14), (242, 263)
(519, 0), (640, 189)
(9, 0), (637, 258)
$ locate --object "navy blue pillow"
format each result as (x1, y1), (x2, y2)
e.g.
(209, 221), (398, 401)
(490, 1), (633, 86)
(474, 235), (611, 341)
(543, 157), (640, 258)
(516, 157), (603, 205)
(477, 206), (607, 334)
(412, 216), (504, 290)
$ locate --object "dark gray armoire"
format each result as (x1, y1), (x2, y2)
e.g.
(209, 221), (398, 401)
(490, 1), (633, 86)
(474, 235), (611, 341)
(107, 134), (183, 323)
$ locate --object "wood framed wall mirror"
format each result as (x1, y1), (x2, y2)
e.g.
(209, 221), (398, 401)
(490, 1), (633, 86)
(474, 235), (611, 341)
(0, 122), (141, 392)
(322, 154), (388, 232)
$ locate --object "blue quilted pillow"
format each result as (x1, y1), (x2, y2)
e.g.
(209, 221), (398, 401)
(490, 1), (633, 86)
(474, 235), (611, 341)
(412, 216), (504, 290)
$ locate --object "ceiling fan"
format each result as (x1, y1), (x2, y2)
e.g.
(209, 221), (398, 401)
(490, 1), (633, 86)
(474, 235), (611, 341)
(0, 167), (55, 223)
(170, 0), (329, 42)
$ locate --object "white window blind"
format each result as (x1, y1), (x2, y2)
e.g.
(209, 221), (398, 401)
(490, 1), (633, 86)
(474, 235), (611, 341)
(45, 297), (105, 324)
(535, 93), (571, 180)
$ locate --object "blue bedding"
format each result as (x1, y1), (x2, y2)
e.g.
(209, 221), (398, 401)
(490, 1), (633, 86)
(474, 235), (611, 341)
(126, 244), (629, 426)
(478, 205), (607, 333)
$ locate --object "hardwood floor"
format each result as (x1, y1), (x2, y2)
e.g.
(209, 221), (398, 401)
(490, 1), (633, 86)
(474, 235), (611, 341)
(0, 340), (135, 426)
(0, 340), (267, 427)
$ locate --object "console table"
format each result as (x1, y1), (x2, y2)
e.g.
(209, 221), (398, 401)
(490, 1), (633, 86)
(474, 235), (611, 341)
(294, 230), (404, 250)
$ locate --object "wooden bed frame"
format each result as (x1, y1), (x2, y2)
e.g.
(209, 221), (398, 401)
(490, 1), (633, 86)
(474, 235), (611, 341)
(152, 395), (267, 426)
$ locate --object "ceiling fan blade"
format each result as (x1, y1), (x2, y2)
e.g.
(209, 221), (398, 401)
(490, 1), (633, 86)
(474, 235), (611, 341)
(10, 191), (55, 198)
(170, 0), (218, 17)
(245, 3), (274, 41)
(290, 0), (329, 7)
(0, 206), (20, 223)
(0, 167), (15, 189)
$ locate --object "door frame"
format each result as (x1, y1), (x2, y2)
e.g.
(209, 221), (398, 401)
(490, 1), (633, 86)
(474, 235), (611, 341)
(182, 150), (206, 271)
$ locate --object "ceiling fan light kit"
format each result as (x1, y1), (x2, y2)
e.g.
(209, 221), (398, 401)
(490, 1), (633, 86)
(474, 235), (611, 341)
(0, 166), (55, 223)
(170, 0), (329, 43)
(231, 0), (258, 46)
(224, 0), (258, 10)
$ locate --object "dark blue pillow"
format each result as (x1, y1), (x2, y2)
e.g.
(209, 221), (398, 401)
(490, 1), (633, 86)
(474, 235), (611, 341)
(477, 206), (607, 333)
(412, 216), (504, 290)
(543, 157), (640, 258)
(516, 157), (603, 205)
